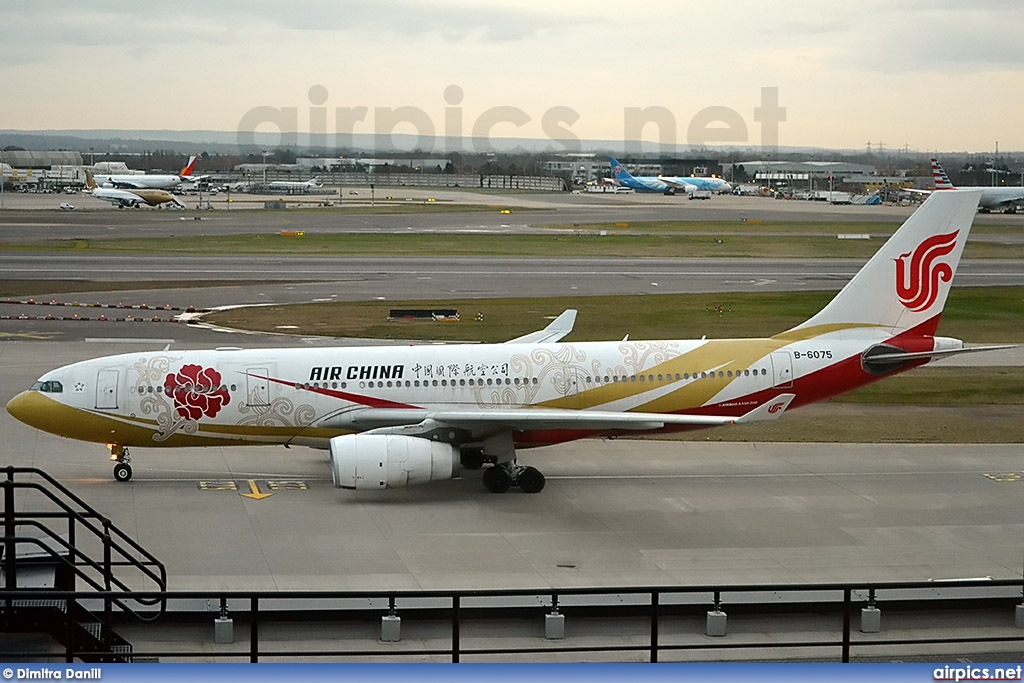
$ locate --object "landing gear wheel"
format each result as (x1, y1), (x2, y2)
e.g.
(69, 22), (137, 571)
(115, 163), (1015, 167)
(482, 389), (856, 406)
(109, 445), (132, 482)
(113, 462), (133, 482)
(482, 465), (512, 493)
(517, 466), (545, 493)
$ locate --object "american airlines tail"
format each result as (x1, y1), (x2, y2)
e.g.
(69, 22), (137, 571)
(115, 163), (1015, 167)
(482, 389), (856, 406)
(930, 158), (956, 190)
(785, 188), (981, 339)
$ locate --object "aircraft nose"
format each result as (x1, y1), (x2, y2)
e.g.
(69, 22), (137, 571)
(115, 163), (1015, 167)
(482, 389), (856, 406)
(6, 390), (65, 434)
(6, 390), (36, 426)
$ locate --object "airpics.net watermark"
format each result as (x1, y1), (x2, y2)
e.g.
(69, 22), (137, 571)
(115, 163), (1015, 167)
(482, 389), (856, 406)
(236, 85), (786, 154)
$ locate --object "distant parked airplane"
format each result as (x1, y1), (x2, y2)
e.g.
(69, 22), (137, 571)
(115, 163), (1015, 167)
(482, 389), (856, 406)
(268, 177), (323, 193)
(84, 171), (186, 209)
(95, 156), (200, 190)
(609, 158), (732, 196)
(929, 158), (1024, 212)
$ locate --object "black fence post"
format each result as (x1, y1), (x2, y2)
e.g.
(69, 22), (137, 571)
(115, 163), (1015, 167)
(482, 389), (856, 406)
(3, 467), (16, 599)
(452, 595), (460, 663)
(650, 590), (660, 663)
(842, 588), (851, 663)
(250, 596), (259, 663)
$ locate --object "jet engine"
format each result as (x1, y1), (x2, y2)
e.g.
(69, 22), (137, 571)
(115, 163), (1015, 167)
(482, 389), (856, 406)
(329, 434), (461, 490)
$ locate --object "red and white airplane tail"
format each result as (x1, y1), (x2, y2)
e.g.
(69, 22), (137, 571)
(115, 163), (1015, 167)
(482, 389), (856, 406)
(930, 158), (957, 190)
(786, 188), (982, 339)
(179, 155), (198, 178)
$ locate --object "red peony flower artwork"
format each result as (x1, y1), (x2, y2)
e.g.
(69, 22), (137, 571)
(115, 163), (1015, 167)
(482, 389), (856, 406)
(163, 364), (231, 420)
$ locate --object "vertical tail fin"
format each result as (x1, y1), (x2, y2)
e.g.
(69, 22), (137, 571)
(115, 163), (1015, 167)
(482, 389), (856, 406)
(609, 158), (635, 184)
(83, 169), (97, 191)
(179, 155), (198, 178)
(930, 158), (956, 190)
(784, 189), (981, 338)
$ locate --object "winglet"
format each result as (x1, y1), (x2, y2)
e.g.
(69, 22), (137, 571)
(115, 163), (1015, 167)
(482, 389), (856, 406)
(505, 309), (577, 344)
(734, 394), (796, 424)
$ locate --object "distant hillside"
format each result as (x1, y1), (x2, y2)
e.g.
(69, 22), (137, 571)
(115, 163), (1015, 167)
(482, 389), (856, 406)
(0, 129), (840, 157)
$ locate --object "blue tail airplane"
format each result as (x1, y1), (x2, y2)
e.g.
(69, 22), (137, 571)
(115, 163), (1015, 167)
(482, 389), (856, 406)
(609, 157), (732, 196)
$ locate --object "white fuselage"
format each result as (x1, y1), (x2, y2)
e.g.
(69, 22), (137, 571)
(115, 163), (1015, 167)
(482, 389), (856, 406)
(96, 174), (183, 190)
(13, 329), (936, 451)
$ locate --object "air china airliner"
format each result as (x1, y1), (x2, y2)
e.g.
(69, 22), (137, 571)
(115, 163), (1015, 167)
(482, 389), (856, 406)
(6, 190), (1002, 494)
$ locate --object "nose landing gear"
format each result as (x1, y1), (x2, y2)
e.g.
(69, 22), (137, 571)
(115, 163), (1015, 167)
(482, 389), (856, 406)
(108, 444), (133, 482)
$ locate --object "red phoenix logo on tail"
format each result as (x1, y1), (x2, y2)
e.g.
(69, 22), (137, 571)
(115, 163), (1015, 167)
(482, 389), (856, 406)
(894, 230), (959, 312)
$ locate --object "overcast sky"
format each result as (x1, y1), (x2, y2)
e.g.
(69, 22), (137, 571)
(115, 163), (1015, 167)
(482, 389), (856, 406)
(2, 1), (1022, 152)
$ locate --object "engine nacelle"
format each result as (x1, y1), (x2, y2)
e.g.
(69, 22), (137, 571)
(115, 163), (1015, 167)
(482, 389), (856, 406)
(329, 434), (460, 490)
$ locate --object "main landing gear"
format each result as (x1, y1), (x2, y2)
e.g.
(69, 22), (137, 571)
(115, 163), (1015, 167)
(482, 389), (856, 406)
(109, 444), (133, 482)
(482, 462), (546, 494)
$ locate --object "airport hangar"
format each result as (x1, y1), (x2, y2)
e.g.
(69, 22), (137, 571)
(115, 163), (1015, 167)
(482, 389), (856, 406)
(2, 195), (1024, 662)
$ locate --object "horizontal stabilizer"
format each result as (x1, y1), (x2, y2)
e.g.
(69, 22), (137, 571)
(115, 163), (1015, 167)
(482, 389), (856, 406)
(864, 344), (1016, 363)
(505, 309), (577, 344)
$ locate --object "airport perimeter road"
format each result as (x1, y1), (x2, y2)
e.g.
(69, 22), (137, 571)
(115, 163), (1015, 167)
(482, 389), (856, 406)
(1, 341), (1023, 591)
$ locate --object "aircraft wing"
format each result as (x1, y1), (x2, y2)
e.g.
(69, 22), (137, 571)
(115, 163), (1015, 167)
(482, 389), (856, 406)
(109, 179), (148, 190)
(505, 309), (577, 344)
(658, 177), (698, 191)
(321, 394), (796, 433)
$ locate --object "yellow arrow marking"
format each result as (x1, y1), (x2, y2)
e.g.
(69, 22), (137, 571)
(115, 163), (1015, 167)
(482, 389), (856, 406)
(240, 479), (274, 500)
(0, 332), (57, 340)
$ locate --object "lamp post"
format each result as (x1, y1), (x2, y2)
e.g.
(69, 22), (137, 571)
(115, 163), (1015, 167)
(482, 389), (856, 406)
(261, 150), (269, 186)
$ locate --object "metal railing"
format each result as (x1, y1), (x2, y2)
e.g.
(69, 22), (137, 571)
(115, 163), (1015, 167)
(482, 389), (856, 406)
(2, 580), (1022, 662)
(1, 466), (167, 621)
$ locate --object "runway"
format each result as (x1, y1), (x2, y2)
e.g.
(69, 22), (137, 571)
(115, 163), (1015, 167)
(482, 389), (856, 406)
(1, 193), (1022, 594)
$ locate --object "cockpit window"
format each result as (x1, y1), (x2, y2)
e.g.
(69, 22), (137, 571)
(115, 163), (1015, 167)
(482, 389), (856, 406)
(31, 380), (63, 393)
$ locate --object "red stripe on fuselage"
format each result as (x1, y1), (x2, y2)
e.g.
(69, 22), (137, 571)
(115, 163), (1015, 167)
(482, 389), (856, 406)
(257, 374), (420, 410)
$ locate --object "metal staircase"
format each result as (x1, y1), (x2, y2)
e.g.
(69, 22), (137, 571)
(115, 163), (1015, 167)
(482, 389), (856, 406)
(1, 466), (167, 662)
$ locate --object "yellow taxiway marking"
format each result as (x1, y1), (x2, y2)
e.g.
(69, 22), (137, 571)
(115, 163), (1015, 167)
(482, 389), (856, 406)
(197, 479), (310, 498)
(266, 480), (309, 491)
(240, 479), (274, 500)
(982, 472), (1024, 482)
(0, 332), (58, 340)
(198, 480), (238, 491)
